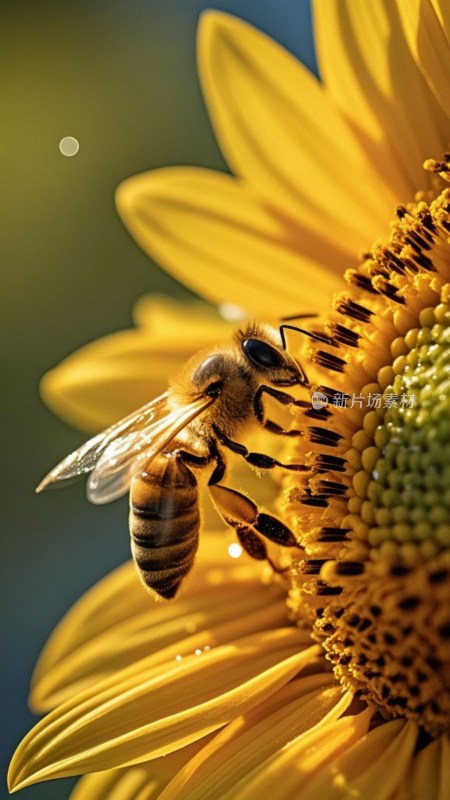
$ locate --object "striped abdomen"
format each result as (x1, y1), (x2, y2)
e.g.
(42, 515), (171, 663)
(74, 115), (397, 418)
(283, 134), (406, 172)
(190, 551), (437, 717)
(130, 452), (200, 598)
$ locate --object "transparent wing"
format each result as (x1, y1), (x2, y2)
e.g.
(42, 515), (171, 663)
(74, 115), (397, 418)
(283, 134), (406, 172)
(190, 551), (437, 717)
(36, 391), (214, 505)
(86, 394), (213, 504)
(36, 392), (171, 492)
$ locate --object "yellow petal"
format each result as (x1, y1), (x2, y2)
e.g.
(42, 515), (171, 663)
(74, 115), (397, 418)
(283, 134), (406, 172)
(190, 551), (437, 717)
(70, 740), (209, 800)
(30, 561), (146, 708)
(395, 735), (450, 800)
(432, 0), (450, 39)
(70, 764), (161, 800)
(41, 296), (233, 433)
(116, 167), (344, 318)
(131, 294), (226, 332)
(300, 719), (418, 800)
(30, 532), (276, 709)
(32, 572), (288, 711)
(313, 0), (449, 198)
(159, 675), (353, 800)
(9, 629), (319, 791)
(397, 0), (450, 115)
(197, 11), (398, 254)
(230, 707), (374, 799)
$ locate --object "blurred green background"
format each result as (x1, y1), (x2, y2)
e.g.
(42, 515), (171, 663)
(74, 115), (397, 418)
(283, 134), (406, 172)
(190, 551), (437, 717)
(2, 2), (315, 797)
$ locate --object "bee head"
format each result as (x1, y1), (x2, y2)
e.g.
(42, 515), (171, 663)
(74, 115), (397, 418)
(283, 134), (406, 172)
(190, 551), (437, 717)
(235, 323), (302, 386)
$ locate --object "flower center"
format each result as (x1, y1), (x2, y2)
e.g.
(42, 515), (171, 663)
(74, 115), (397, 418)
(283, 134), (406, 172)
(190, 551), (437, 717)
(362, 311), (450, 560)
(285, 162), (450, 736)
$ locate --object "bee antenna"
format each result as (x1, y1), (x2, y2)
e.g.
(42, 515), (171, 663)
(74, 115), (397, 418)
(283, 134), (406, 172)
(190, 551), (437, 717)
(279, 323), (325, 351)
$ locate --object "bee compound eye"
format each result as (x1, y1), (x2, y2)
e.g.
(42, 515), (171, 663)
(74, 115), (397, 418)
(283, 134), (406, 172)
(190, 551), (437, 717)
(242, 339), (285, 370)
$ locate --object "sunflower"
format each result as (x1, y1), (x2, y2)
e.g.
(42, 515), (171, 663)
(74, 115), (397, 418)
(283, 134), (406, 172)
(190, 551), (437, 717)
(9, 2), (450, 798)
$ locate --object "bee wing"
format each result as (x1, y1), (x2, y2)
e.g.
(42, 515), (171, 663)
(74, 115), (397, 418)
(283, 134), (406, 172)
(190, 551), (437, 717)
(36, 392), (171, 492)
(86, 394), (214, 504)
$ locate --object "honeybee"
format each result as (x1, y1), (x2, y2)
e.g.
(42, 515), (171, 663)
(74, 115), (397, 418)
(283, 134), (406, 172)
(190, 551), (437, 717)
(37, 322), (312, 598)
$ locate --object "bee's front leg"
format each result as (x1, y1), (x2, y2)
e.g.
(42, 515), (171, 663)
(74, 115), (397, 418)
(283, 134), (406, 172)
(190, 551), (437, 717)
(253, 384), (310, 436)
(212, 424), (309, 472)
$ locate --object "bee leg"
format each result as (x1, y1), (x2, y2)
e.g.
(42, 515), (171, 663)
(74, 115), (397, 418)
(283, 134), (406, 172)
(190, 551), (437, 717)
(208, 484), (299, 570)
(254, 384), (310, 436)
(212, 424), (309, 473)
(209, 485), (298, 545)
(234, 527), (291, 575)
(177, 440), (226, 486)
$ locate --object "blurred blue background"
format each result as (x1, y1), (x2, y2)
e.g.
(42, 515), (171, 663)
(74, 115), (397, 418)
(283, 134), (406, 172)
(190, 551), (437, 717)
(2, 2), (315, 797)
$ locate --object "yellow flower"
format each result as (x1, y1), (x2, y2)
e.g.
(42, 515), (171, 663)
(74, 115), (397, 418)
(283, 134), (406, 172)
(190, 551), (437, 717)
(9, 3), (450, 798)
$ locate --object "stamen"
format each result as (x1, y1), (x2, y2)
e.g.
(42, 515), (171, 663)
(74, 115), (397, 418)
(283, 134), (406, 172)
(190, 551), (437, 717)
(334, 561), (365, 576)
(299, 559), (327, 575)
(303, 407), (332, 421)
(315, 583), (342, 596)
(379, 249), (407, 275)
(372, 277), (406, 304)
(413, 252), (435, 271)
(307, 427), (343, 446)
(334, 298), (373, 323)
(405, 230), (431, 252)
(328, 323), (361, 347)
(311, 351), (347, 372)
(346, 270), (379, 293)
(299, 492), (329, 508)
(314, 454), (347, 473)
(315, 480), (347, 497)
(317, 527), (350, 542)
(316, 385), (349, 402)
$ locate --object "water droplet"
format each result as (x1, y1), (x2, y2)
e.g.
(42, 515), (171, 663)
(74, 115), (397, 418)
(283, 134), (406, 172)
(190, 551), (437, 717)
(185, 620), (197, 634)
